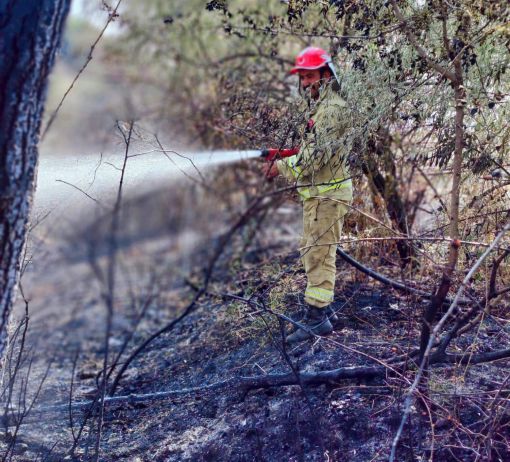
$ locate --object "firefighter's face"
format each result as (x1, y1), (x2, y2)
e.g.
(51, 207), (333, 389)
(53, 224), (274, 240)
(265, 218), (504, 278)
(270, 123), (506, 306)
(298, 68), (330, 99)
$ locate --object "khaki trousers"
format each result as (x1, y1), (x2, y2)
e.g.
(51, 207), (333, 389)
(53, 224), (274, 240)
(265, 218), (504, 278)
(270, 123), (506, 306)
(300, 198), (349, 308)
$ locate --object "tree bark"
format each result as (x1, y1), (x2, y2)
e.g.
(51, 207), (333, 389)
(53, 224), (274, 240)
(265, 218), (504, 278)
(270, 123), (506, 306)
(0, 0), (71, 358)
(362, 130), (417, 268)
(418, 61), (465, 362)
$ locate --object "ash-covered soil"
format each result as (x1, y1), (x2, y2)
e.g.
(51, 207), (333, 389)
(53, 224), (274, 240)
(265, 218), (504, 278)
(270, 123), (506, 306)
(5, 179), (510, 462)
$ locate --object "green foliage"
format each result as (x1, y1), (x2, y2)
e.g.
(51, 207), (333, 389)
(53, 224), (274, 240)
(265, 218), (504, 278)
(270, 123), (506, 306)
(114, 0), (510, 245)
(115, 0), (509, 166)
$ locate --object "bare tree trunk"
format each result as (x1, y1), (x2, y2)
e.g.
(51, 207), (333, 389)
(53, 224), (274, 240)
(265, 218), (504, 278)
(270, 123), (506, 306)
(0, 0), (71, 358)
(363, 128), (417, 268)
(418, 61), (465, 361)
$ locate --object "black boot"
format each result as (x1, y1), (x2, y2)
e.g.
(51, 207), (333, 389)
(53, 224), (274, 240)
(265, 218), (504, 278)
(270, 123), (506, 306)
(326, 305), (339, 323)
(285, 306), (333, 344)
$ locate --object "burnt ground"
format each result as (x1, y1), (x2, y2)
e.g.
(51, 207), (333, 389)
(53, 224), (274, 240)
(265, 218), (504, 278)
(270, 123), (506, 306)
(3, 182), (510, 461)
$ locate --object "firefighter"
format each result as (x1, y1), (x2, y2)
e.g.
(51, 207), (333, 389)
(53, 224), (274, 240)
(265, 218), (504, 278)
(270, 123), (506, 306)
(262, 46), (353, 344)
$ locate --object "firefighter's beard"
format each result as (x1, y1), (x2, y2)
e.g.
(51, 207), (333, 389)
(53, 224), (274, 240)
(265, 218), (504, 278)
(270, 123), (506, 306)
(301, 82), (321, 101)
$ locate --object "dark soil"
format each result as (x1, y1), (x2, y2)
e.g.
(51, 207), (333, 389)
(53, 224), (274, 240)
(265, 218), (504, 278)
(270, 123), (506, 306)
(4, 186), (510, 462)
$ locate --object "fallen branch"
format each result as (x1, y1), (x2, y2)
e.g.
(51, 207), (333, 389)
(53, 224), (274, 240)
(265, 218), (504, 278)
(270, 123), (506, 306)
(336, 247), (470, 305)
(8, 344), (510, 428)
(336, 247), (428, 296)
(5, 364), (385, 426)
(432, 348), (510, 365)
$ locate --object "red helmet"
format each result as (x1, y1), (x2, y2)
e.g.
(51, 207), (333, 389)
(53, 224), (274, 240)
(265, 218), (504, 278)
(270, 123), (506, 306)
(290, 47), (332, 74)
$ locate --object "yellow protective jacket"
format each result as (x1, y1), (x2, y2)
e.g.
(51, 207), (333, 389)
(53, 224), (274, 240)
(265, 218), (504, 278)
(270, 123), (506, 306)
(277, 84), (353, 202)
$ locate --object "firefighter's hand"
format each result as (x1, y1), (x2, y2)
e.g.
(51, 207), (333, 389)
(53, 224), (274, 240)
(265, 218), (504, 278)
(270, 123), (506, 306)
(261, 162), (279, 179)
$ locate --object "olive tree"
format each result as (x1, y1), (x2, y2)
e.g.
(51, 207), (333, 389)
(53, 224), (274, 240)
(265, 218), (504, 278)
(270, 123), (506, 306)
(115, 0), (510, 376)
